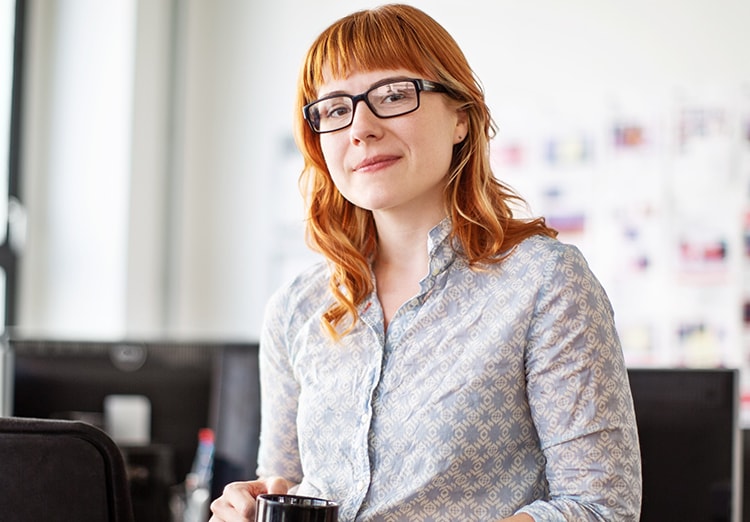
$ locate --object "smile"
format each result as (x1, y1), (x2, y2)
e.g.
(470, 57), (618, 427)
(353, 155), (400, 173)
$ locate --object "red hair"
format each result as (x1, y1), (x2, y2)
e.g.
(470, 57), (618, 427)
(294, 4), (556, 339)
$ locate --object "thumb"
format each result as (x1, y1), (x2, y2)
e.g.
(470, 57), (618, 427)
(265, 476), (293, 495)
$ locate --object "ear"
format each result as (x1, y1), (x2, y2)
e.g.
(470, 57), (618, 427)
(453, 108), (469, 144)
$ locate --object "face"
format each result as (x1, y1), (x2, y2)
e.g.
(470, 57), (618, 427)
(317, 68), (468, 223)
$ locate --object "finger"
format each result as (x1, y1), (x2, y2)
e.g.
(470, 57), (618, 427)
(212, 482), (258, 520)
(210, 500), (254, 522)
(210, 495), (248, 521)
(264, 476), (292, 495)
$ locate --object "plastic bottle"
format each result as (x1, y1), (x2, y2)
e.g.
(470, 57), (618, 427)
(190, 428), (215, 488)
(183, 428), (215, 522)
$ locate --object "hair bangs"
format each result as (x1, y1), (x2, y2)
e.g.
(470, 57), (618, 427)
(302, 8), (433, 101)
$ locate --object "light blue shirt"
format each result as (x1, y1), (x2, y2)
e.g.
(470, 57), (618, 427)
(257, 219), (642, 521)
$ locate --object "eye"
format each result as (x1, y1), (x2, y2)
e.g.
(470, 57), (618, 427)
(371, 82), (417, 108)
(318, 98), (352, 121)
(382, 90), (408, 103)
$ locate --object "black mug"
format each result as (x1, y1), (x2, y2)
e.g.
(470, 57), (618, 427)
(255, 494), (339, 522)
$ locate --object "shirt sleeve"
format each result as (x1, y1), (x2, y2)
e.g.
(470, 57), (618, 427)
(517, 243), (642, 521)
(255, 286), (305, 483)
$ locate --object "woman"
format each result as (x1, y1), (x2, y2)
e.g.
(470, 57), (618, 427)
(211, 4), (641, 521)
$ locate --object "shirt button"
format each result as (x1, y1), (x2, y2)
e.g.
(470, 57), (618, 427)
(360, 413), (369, 423)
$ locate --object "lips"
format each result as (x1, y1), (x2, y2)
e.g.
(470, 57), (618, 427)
(353, 155), (400, 172)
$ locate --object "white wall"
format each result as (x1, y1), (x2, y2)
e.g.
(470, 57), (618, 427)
(16, 0), (750, 341)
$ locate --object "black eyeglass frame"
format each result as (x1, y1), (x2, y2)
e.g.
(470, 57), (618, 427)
(302, 78), (449, 134)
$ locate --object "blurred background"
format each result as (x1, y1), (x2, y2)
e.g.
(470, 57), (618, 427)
(2, 0), (750, 386)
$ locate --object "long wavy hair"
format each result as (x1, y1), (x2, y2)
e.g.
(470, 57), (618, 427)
(294, 4), (557, 339)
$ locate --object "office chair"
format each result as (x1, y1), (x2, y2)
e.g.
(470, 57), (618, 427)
(0, 416), (135, 522)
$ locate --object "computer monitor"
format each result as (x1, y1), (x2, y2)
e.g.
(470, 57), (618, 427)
(7, 337), (258, 522)
(209, 342), (262, 498)
(628, 368), (741, 522)
(9, 337), (260, 487)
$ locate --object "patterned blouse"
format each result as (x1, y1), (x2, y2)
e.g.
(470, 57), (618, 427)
(257, 218), (642, 521)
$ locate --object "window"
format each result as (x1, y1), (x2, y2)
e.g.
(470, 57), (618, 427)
(0, 0), (23, 331)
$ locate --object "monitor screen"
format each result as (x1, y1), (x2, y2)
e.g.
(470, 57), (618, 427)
(628, 368), (740, 522)
(210, 342), (262, 498)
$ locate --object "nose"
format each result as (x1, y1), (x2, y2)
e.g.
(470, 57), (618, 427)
(349, 99), (382, 143)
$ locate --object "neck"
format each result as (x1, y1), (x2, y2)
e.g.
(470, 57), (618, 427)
(372, 211), (445, 267)
(369, 209), (447, 330)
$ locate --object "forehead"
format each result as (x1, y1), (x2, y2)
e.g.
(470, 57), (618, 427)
(318, 68), (419, 96)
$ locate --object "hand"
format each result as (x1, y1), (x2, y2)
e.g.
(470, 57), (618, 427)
(209, 476), (293, 522)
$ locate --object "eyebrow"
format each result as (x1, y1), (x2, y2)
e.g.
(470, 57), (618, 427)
(316, 76), (413, 100)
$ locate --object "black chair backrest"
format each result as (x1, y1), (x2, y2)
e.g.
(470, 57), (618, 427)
(0, 416), (135, 522)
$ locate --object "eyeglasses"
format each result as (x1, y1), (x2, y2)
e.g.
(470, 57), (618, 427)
(303, 78), (448, 134)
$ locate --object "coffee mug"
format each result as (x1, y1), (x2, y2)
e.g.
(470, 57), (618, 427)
(255, 494), (339, 522)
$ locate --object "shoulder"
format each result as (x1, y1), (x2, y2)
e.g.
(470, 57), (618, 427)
(499, 234), (589, 275)
(512, 235), (613, 313)
(484, 235), (605, 301)
(267, 260), (330, 308)
(264, 261), (331, 330)
(512, 233), (580, 260)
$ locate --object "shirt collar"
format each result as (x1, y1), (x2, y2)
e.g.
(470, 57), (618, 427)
(358, 217), (456, 335)
(423, 216), (456, 284)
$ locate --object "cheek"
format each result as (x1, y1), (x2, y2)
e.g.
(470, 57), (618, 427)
(320, 136), (344, 174)
(319, 137), (348, 193)
(415, 123), (457, 172)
